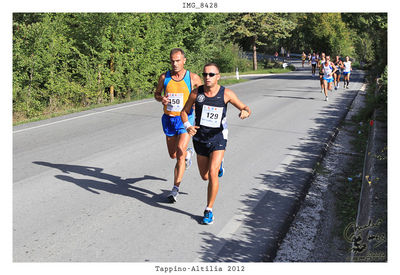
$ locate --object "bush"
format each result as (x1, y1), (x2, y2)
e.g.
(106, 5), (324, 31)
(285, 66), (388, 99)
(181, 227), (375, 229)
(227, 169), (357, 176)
(378, 66), (387, 118)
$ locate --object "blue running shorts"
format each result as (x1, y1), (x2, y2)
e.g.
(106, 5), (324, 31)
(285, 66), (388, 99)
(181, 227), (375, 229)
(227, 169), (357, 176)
(162, 113), (195, 137)
(323, 77), (334, 83)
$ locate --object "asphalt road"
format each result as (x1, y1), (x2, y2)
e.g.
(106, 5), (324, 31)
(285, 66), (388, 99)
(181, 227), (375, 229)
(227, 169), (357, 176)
(13, 63), (365, 262)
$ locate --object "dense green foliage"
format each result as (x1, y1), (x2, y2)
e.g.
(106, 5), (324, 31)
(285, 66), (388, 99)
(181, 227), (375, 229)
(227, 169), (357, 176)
(13, 13), (245, 120)
(13, 13), (387, 122)
(226, 13), (296, 70)
(285, 13), (354, 57)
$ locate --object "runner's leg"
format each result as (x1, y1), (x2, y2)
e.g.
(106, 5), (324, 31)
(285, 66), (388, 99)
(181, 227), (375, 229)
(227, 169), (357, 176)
(206, 150), (225, 209)
(347, 73), (351, 87)
(166, 135), (178, 159)
(334, 72), (338, 88)
(320, 74), (324, 92)
(197, 154), (210, 181)
(328, 79), (333, 91)
(173, 133), (190, 187)
(324, 80), (328, 99)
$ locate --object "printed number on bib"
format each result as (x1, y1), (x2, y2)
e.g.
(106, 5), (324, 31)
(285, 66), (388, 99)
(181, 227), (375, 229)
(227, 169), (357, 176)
(200, 105), (223, 128)
(167, 93), (184, 112)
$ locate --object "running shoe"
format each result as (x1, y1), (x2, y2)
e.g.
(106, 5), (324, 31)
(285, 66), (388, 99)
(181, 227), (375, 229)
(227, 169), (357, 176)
(185, 147), (194, 169)
(218, 159), (224, 177)
(325, 96), (329, 102)
(168, 186), (179, 203)
(202, 210), (214, 225)
(334, 86), (337, 90)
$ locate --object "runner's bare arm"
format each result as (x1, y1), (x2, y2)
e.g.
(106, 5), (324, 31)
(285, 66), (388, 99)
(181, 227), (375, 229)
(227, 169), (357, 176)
(331, 62), (337, 75)
(181, 89), (199, 136)
(191, 73), (203, 90)
(224, 88), (251, 119)
(181, 89), (197, 121)
(154, 74), (169, 105)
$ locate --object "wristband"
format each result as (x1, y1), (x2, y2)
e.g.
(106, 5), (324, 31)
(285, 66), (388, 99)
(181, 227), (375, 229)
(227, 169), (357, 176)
(183, 121), (192, 130)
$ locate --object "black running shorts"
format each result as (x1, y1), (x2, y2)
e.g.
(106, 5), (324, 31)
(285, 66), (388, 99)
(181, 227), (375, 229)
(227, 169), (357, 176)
(193, 139), (227, 157)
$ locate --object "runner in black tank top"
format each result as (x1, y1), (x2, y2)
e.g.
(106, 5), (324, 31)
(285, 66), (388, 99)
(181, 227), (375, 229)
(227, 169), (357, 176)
(193, 85), (228, 144)
(180, 63), (251, 225)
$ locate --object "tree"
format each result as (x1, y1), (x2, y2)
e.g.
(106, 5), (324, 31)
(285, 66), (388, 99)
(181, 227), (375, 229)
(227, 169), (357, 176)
(12, 13), (261, 121)
(341, 13), (387, 74)
(286, 13), (354, 57)
(227, 13), (296, 70)
(13, 13), (77, 117)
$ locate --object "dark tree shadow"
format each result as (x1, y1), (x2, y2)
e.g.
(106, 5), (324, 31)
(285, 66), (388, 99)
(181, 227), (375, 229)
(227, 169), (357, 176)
(196, 70), (366, 262)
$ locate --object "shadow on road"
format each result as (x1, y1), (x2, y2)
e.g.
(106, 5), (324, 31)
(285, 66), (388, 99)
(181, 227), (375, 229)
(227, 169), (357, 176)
(32, 161), (203, 223)
(196, 71), (365, 262)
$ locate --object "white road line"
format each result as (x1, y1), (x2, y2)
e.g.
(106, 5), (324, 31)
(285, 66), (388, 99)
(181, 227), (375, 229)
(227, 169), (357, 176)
(13, 100), (155, 134)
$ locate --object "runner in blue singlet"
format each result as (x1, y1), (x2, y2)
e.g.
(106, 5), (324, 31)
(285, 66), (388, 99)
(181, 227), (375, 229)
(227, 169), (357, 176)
(154, 48), (202, 203)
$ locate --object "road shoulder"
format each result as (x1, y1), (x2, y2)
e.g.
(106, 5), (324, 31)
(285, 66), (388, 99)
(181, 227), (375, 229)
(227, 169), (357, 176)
(274, 85), (387, 262)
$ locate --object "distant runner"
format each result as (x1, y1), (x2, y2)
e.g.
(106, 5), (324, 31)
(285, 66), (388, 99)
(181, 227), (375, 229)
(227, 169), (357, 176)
(301, 52), (306, 67)
(333, 55), (343, 90)
(342, 56), (352, 89)
(311, 53), (317, 77)
(322, 56), (337, 101)
(318, 52), (326, 93)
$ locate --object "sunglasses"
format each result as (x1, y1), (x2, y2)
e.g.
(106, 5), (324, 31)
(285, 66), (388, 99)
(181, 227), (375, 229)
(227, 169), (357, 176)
(202, 72), (218, 77)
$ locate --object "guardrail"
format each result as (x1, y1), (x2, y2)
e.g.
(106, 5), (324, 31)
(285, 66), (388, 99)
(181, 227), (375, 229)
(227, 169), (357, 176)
(351, 80), (381, 262)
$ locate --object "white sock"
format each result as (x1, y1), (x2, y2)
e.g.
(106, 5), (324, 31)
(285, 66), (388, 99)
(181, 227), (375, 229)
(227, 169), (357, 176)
(205, 207), (212, 212)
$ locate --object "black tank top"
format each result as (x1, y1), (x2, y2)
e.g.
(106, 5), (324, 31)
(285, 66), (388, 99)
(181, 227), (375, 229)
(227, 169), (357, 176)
(334, 60), (341, 68)
(194, 85), (228, 142)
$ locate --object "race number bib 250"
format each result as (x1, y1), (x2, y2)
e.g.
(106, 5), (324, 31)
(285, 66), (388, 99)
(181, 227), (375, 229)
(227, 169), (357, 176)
(200, 105), (223, 128)
(166, 93), (184, 112)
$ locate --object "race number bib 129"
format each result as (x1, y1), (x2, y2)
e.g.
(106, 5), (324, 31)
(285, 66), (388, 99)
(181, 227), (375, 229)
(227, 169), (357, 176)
(166, 93), (184, 112)
(200, 105), (223, 128)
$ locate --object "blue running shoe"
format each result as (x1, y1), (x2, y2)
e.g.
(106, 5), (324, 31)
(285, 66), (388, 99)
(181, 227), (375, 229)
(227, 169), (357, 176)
(218, 159), (224, 177)
(202, 210), (214, 225)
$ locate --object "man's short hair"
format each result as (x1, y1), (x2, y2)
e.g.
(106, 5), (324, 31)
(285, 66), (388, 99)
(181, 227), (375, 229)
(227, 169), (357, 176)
(203, 62), (220, 73)
(170, 48), (185, 58)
